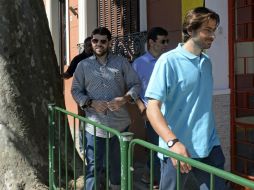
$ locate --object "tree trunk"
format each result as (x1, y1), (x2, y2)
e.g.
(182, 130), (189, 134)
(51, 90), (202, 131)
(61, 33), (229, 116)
(0, 0), (65, 189)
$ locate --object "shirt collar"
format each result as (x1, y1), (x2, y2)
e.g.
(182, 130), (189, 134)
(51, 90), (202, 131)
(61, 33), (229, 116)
(91, 52), (113, 64)
(145, 51), (157, 61)
(177, 43), (200, 60)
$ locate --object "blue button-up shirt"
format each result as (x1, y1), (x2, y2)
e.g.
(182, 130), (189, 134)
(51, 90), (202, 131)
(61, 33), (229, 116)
(132, 52), (157, 105)
(71, 53), (141, 137)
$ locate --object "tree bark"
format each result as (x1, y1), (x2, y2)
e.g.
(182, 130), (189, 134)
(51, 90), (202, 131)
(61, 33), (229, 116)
(0, 0), (64, 189)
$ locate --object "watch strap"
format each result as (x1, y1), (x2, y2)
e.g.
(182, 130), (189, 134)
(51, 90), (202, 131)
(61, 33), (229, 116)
(167, 138), (179, 148)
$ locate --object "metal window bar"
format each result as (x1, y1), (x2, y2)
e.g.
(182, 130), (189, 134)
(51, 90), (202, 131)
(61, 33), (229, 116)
(128, 139), (254, 190)
(73, 117), (76, 190)
(77, 31), (147, 62)
(58, 111), (62, 188)
(64, 115), (68, 189)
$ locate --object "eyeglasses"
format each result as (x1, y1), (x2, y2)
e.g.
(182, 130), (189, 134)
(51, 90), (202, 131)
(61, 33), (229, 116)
(159, 39), (169, 45)
(91, 38), (108, 44)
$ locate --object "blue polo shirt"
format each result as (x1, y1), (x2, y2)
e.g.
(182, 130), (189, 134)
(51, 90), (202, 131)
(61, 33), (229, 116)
(145, 43), (220, 158)
(132, 52), (157, 105)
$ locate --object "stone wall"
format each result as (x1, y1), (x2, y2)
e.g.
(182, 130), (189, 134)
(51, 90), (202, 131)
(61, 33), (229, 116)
(213, 94), (231, 171)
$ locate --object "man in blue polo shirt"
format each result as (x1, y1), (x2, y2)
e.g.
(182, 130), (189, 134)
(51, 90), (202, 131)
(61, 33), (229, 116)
(132, 27), (169, 188)
(145, 7), (227, 190)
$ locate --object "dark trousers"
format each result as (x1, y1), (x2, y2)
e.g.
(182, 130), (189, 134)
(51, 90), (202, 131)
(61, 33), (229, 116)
(160, 146), (227, 190)
(85, 127), (128, 190)
(145, 121), (161, 182)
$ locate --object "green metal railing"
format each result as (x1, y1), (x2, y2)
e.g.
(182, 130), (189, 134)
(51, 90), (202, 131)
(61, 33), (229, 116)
(48, 104), (133, 190)
(128, 139), (254, 190)
(49, 104), (254, 190)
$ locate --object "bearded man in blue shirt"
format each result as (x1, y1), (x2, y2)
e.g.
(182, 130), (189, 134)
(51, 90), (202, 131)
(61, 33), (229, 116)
(146, 7), (227, 190)
(72, 27), (140, 190)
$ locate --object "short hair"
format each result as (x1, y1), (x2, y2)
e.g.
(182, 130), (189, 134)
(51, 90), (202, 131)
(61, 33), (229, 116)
(84, 36), (92, 45)
(147, 27), (168, 41)
(91, 27), (112, 41)
(83, 36), (92, 52)
(182, 7), (220, 42)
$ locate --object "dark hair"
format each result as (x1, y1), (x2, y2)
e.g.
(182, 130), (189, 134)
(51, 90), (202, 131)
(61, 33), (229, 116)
(84, 36), (92, 45)
(82, 36), (92, 54)
(182, 7), (220, 42)
(147, 27), (168, 41)
(91, 27), (112, 41)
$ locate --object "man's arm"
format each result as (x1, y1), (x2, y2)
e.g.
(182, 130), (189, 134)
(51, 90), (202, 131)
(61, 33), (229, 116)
(146, 99), (191, 173)
(135, 98), (147, 120)
(123, 58), (141, 102)
(107, 58), (141, 111)
(71, 61), (89, 108)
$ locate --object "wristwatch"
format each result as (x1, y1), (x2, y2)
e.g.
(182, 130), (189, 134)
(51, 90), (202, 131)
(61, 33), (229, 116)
(167, 138), (179, 148)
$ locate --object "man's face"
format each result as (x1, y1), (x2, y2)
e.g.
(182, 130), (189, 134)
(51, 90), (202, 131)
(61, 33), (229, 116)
(150, 35), (169, 56)
(191, 19), (217, 50)
(91, 34), (110, 57)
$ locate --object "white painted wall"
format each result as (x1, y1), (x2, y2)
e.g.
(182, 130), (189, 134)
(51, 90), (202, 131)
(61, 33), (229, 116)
(44, 0), (60, 65)
(205, 0), (230, 95)
(78, 0), (97, 44)
(65, 0), (70, 65)
(139, 0), (147, 32)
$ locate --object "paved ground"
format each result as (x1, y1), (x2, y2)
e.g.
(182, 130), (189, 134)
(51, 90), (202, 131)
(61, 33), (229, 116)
(132, 162), (154, 190)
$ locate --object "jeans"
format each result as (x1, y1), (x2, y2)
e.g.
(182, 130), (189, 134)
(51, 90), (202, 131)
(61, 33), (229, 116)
(85, 127), (128, 190)
(145, 121), (161, 183)
(160, 146), (226, 190)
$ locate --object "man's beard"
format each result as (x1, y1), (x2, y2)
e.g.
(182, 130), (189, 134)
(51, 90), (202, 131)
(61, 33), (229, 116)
(93, 47), (108, 57)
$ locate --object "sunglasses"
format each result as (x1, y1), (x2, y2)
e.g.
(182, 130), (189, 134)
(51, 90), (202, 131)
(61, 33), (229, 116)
(159, 39), (169, 45)
(91, 38), (108, 44)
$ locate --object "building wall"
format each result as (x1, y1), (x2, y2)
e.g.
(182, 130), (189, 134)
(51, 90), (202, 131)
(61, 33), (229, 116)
(182, 0), (204, 21)
(213, 94), (231, 171)
(206, 0), (229, 93)
(147, 0), (182, 50)
(69, 0), (79, 62)
(43, 0), (60, 65)
(206, 0), (231, 171)
(78, 1), (97, 44)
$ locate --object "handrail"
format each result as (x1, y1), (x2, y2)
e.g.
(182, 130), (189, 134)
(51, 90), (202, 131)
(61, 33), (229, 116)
(48, 104), (133, 190)
(49, 104), (254, 190)
(53, 106), (122, 137)
(128, 139), (254, 190)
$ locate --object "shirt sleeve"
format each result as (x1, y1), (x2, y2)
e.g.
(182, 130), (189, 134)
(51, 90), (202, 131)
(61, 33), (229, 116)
(145, 54), (172, 102)
(71, 61), (90, 107)
(122, 58), (141, 101)
(132, 58), (138, 72)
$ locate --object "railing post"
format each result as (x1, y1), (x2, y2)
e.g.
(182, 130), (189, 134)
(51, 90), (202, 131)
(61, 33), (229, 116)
(48, 103), (55, 190)
(120, 132), (134, 190)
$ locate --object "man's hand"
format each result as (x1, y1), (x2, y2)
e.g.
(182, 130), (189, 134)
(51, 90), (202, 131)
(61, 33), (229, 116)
(169, 142), (192, 173)
(107, 97), (127, 111)
(91, 100), (108, 113)
(135, 98), (148, 121)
